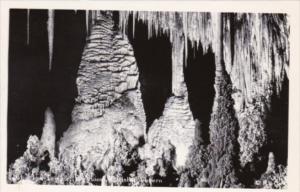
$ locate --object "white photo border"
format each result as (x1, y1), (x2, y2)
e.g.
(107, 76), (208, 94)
(1, 1), (299, 192)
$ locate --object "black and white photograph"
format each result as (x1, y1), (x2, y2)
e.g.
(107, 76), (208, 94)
(0, 1), (299, 191)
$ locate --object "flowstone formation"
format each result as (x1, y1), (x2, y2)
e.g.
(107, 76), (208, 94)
(8, 10), (289, 188)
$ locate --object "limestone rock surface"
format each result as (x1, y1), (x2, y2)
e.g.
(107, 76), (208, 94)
(140, 84), (195, 176)
(59, 12), (146, 174)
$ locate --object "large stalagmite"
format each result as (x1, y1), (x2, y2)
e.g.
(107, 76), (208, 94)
(58, 12), (146, 177)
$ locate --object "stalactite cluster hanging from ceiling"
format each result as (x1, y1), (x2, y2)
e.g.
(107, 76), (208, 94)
(119, 11), (289, 102)
(26, 10), (290, 101)
(119, 12), (222, 65)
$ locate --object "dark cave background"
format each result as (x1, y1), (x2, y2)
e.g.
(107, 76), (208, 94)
(7, 9), (289, 174)
(184, 41), (215, 144)
(124, 13), (173, 129)
(8, 9), (86, 167)
(266, 76), (289, 166)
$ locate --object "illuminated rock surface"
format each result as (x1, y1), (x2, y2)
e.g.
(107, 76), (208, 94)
(59, 12), (146, 172)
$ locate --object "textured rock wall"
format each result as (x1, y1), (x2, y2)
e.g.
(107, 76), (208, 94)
(72, 13), (141, 122)
(58, 12), (146, 173)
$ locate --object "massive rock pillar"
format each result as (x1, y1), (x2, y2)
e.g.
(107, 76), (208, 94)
(58, 12), (146, 175)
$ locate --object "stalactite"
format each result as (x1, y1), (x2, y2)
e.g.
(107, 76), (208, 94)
(132, 12), (136, 38)
(222, 14), (232, 74)
(26, 9), (30, 45)
(91, 10), (96, 25)
(86, 10), (89, 35)
(171, 14), (185, 96)
(182, 12), (188, 66)
(229, 13), (289, 104)
(88, 10), (93, 33)
(47, 10), (54, 71)
(211, 13), (222, 83)
(119, 11), (224, 68)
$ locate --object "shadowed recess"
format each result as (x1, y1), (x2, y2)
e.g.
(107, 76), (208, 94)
(7, 9), (86, 167)
(184, 40), (215, 144)
(8, 9), (49, 167)
(266, 75), (289, 166)
(50, 10), (86, 142)
(120, 13), (173, 129)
